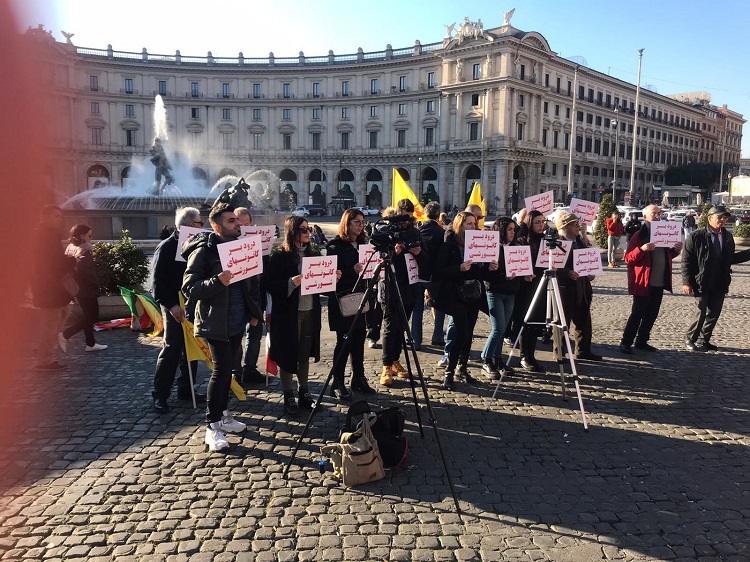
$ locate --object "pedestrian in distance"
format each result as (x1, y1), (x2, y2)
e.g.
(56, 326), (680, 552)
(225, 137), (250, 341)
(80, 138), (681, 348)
(606, 210), (624, 268)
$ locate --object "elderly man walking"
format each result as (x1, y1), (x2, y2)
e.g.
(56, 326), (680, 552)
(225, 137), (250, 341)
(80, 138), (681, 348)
(682, 205), (750, 351)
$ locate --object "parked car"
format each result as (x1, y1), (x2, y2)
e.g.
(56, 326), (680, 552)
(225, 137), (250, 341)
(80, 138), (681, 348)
(292, 207), (310, 217)
(292, 205), (327, 217)
(355, 206), (380, 216)
(733, 209), (750, 226)
(665, 210), (688, 222)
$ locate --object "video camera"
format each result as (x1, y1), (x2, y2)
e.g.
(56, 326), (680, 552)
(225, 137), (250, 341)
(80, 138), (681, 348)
(370, 214), (421, 252)
(543, 228), (564, 250)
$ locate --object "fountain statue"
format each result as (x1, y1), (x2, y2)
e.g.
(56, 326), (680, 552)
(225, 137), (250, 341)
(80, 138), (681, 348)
(148, 138), (174, 195)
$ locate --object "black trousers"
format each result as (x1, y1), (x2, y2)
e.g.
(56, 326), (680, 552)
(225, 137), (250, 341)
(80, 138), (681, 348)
(152, 306), (198, 400)
(447, 303), (480, 372)
(382, 298), (414, 366)
(686, 291), (725, 345)
(621, 287), (664, 347)
(332, 328), (366, 386)
(63, 291), (99, 347)
(205, 332), (244, 424)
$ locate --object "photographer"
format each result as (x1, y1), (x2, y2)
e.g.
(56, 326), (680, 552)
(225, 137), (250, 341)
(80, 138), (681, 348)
(376, 199), (428, 386)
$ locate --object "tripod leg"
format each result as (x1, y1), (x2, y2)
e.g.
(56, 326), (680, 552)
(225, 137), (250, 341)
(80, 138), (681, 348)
(491, 325), (523, 400)
(399, 327), (425, 438)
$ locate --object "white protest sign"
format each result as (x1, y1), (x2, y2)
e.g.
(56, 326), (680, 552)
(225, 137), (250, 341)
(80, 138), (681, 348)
(465, 230), (500, 263)
(404, 253), (419, 284)
(525, 190), (555, 217)
(217, 235), (263, 283)
(569, 198), (600, 225)
(535, 239), (573, 269)
(573, 247), (603, 276)
(241, 225), (275, 256)
(650, 221), (681, 248)
(301, 255), (338, 295)
(175, 226), (211, 262)
(503, 245), (534, 277)
(358, 243), (381, 279)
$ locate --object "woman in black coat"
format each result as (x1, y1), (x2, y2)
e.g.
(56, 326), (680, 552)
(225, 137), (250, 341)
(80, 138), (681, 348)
(267, 216), (323, 416)
(326, 208), (375, 399)
(434, 211), (483, 390)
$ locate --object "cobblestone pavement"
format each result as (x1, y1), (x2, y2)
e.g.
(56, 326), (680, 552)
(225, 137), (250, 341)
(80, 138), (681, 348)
(2, 257), (750, 561)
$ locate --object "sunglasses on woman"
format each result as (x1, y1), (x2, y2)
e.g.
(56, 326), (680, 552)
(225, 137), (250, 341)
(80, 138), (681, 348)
(298, 227), (311, 234)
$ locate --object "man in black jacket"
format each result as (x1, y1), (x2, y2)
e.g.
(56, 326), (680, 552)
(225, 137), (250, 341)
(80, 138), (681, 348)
(412, 201), (446, 348)
(151, 207), (205, 413)
(682, 205), (750, 351)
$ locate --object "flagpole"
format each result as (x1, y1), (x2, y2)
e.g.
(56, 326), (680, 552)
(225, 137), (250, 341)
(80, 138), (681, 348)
(630, 49), (644, 205)
(567, 66), (578, 196)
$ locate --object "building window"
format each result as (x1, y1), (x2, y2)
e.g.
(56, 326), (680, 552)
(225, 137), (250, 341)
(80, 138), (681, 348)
(427, 71), (435, 88)
(517, 123), (524, 141)
(369, 131), (378, 148)
(125, 104), (134, 117)
(158, 80), (167, 95)
(90, 102), (100, 114)
(370, 78), (378, 94)
(222, 108), (231, 120)
(90, 75), (99, 91)
(519, 94), (524, 108)
(399, 76), (407, 92)
(252, 133), (262, 149)
(252, 108), (261, 121)
(565, 132), (570, 150)
(282, 83), (291, 98)
(520, 65), (525, 80)
(556, 77), (561, 93)
(541, 162), (546, 175)
(426, 100), (435, 113)
(398, 103), (406, 116)
(555, 104), (560, 117)
(471, 94), (480, 106)
(543, 101), (548, 114)
(253, 83), (261, 98)
(553, 131), (559, 148)
(542, 129), (548, 147)
(221, 132), (232, 149)
(545, 74), (550, 87)
(125, 130), (136, 146)
(91, 127), (102, 145)
(283, 108), (292, 121)
(191, 82), (199, 97)
(222, 83), (230, 98)
(425, 127), (434, 146)
(577, 111), (583, 123)
(312, 132), (321, 150)
(341, 107), (349, 119)
(312, 107), (321, 120)
(552, 163), (557, 176)
(341, 131), (349, 149)
(566, 107), (571, 119)
(469, 122), (479, 141)
(586, 113), (593, 125)
(312, 82), (320, 97)
(191, 107), (200, 119)
(370, 105), (378, 118)
(124, 78), (133, 94)
(472, 63), (481, 80)
(397, 129), (406, 148)
(341, 80), (349, 96)
(282, 133), (292, 150)
(595, 115), (602, 126)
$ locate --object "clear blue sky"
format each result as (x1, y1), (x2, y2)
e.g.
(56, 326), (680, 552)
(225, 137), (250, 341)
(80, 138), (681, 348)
(15, 0), (750, 156)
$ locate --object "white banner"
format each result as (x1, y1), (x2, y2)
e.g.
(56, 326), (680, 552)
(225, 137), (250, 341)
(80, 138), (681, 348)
(217, 235), (263, 283)
(465, 230), (500, 263)
(175, 226), (211, 262)
(241, 225), (275, 256)
(535, 239), (573, 269)
(524, 190), (554, 217)
(503, 245), (534, 277)
(573, 247), (603, 276)
(650, 221), (681, 248)
(404, 253), (419, 284)
(301, 255), (338, 295)
(569, 198), (600, 225)
(358, 243), (381, 279)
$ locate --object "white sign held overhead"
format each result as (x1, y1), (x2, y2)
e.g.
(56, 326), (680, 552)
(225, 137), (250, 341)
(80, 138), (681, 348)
(569, 198), (600, 225)
(241, 225), (275, 256)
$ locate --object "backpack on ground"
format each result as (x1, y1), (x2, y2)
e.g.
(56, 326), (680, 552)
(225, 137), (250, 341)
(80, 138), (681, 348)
(321, 412), (385, 487)
(340, 400), (409, 470)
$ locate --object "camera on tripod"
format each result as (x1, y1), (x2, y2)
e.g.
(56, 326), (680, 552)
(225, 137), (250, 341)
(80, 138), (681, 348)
(543, 228), (564, 250)
(370, 214), (420, 252)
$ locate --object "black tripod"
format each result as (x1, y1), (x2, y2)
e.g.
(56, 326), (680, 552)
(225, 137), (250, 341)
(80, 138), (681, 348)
(490, 238), (589, 430)
(283, 248), (462, 516)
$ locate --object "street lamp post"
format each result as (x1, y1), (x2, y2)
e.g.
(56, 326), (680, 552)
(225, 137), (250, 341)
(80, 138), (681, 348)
(418, 156), (423, 199)
(612, 107), (618, 203)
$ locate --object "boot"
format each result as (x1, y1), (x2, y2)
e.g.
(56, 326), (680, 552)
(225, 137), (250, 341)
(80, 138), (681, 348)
(442, 369), (455, 390)
(391, 360), (409, 379)
(521, 335), (543, 372)
(298, 386), (316, 411)
(458, 364), (477, 384)
(283, 390), (299, 416)
(380, 365), (394, 387)
(330, 374), (353, 401)
(351, 375), (376, 394)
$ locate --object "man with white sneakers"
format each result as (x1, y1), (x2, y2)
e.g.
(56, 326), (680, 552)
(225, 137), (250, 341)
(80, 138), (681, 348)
(182, 203), (263, 452)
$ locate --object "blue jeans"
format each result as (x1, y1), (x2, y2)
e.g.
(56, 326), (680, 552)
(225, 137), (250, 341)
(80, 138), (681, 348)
(482, 292), (515, 359)
(411, 281), (446, 346)
(444, 317), (455, 354)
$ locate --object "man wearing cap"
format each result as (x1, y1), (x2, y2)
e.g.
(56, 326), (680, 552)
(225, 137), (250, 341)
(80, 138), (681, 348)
(619, 204), (683, 354)
(681, 205), (750, 351)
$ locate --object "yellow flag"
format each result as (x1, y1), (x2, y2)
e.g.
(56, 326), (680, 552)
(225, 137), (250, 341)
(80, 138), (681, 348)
(468, 182), (487, 230)
(392, 169), (425, 220)
(135, 293), (164, 337)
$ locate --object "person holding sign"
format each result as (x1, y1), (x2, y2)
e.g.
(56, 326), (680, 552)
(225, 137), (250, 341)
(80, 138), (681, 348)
(619, 205), (682, 354)
(325, 209), (375, 398)
(434, 211), (483, 390)
(480, 217), (521, 379)
(553, 212), (601, 362)
(266, 216), (324, 416)
(182, 204), (263, 452)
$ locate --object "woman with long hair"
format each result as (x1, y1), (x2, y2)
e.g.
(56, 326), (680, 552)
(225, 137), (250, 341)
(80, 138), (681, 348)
(267, 216), (324, 416)
(325, 208), (375, 398)
(59, 224), (107, 352)
(480, 217), (520, 379)
(434, 211), (483, 390)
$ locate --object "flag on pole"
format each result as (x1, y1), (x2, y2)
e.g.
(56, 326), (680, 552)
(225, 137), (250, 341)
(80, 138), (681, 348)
(119, 286), (164, 336)
(392, 168), (425, 220)
(467, 182), (487, 230)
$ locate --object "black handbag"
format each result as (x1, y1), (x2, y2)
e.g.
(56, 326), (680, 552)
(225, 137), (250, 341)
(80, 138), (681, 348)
(457, 279), (482, 303)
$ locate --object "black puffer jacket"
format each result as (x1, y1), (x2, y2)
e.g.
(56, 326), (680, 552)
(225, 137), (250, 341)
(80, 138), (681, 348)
(181, 232), (262, 341)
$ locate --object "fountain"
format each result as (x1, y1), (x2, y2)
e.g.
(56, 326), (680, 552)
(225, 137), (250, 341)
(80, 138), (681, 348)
(61, 96), (285, 239)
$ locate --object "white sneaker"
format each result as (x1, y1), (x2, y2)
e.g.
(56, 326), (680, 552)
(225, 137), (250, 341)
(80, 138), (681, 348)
(437, 354), (449, 368)
(57, 333), (67, 354)
(205, 423), (229, 452)
(85, 343), (108, 352)
(220, 410), (246, 433)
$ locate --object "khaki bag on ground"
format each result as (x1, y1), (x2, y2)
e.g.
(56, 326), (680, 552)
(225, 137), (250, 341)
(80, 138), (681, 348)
(321, 413), (385, 487)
